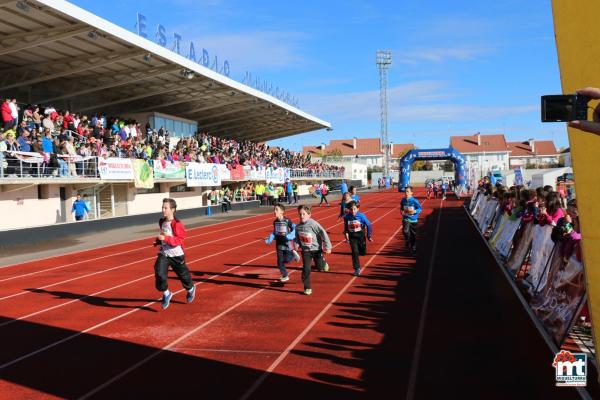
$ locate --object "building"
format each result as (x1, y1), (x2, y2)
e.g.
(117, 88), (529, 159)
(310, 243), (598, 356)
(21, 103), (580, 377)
(302, 138), (414, 169)
(561, 147), (572, 167)
(450, 133), (511, 175)
(507, 139), (560, 168)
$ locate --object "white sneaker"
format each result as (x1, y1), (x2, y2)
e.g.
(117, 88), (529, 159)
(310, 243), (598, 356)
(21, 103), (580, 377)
(279, 275), (289, 282)
(292, 250), (300, 262)
(303, 288), (312, 295)
(322, 262), (329, 272)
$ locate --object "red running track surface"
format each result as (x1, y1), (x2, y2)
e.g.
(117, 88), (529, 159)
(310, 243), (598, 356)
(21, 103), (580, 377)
(0, 189), (588, 399)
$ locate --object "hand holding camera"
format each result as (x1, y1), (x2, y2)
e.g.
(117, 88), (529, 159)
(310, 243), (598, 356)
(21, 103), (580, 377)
(542, 87), (600, 135)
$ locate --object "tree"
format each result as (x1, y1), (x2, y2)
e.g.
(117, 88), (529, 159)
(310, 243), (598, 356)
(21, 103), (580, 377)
(322, 149), (343, 162)
(442, 161), (454, 172)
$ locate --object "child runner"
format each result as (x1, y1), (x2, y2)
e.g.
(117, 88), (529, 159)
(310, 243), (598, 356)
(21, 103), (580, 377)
(153, 198), (195, 310)
(339, 192), (352, 219)
(441, 180), (448, 200)
(319, 182), (330, 207)
(295, 205), (332, 295)
(265, 203), (300, 282)
(343, 201), (373, 276)
(349, 185), (360, 204)
(400, 186), (422, 255)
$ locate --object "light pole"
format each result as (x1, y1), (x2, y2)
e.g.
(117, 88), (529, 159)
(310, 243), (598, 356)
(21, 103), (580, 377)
(376, 50), (392, 179)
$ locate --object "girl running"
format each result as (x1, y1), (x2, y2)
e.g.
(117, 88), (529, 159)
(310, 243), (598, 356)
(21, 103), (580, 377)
(153, 198), (195, 310)
(339, 192), (352, 219)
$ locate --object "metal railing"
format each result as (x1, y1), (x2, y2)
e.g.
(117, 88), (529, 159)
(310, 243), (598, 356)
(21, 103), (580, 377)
(0, 152), (99, 179)
(289, 169), (345, 179)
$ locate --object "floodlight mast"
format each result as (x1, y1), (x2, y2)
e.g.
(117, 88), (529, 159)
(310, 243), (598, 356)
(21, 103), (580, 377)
(376, 50), (392, 179)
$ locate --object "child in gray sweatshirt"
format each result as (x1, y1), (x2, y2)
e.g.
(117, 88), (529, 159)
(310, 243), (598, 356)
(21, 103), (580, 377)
(295, 205), (332, 295)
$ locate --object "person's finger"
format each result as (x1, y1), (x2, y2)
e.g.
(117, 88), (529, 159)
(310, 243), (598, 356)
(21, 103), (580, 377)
(576, 87), (600, 99)
(569, 120), (600, 135)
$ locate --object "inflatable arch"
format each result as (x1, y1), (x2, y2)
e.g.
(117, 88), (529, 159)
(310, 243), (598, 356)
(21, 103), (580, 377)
(398, 148), (466, 191)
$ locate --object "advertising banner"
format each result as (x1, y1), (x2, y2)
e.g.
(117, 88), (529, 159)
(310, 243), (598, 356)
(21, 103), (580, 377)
(265, 167), (289, 184)
(506, 222), (535, 273)
(230, 165), (245, 180)
(132, 159), (154, 189)
(526, 225), (555, 292)
(185, 162), (221, 187)
(514, 167), (524, 186)
(98, 157), (134, 180)
(153, 160), (186, 179)
(216, 164), (231, 181)
(493, 218), (521, 258)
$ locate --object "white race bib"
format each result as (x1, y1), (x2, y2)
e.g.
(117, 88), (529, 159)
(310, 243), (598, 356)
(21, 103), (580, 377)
(348, 220), (362, 232)
(298, 232), (313, 245)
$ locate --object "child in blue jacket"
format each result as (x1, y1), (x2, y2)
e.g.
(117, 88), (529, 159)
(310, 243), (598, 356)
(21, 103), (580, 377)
(265, 203), (299, 282)
(343, 201), (373, 276)
(400, 186), (422, 255)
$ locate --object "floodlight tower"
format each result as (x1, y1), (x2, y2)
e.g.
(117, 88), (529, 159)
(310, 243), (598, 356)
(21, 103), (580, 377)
(376, 50), (392, 178)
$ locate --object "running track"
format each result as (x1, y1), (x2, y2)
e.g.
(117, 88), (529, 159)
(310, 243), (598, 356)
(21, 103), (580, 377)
(0, 189), (591, 399)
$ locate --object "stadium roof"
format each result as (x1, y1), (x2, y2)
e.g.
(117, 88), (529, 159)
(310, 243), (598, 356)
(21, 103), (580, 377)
(0, 0), (331, 142)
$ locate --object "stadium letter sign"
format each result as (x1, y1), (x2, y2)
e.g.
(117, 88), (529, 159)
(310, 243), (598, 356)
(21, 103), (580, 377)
(186, 163), (221, 187)
(136, 12), (230, 77)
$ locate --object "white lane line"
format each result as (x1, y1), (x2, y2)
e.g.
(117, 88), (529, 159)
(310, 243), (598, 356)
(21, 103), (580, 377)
(238, 218), (407, 400)
(170, 348), (280, 355)
(0, 196), (355, 301)
(76, 197), (401, 400)
(1, 194), (396, 373)
(406, 198), (443, 400)
(0, 193), (367, 281)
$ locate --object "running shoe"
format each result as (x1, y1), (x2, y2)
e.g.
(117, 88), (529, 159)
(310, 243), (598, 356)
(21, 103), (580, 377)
(186, 286), (196, 303)
(354, 270), (361, 277)
(292, 250), (300, 262)
(280, 275), (290, 282)
(161, 291), (173, 310)
(303, 288), (312, 295)
(322, 262), (329, 272)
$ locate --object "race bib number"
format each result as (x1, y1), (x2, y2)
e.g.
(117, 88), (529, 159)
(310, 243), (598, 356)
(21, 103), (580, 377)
(406, 206), (414, 212)
(298, 232), (313, 245)
(348, 220), (362, 232)
(275, 222), (288, 236)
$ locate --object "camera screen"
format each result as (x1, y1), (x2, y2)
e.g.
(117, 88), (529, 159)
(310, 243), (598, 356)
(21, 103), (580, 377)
(543, 97), (572, 121)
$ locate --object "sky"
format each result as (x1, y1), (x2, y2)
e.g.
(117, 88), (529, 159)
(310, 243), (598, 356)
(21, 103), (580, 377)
(70, 0), (567, 152)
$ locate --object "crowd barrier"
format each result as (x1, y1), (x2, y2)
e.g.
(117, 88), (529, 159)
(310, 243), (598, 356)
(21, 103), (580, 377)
(0, 153), (344, 184)
(467, 191), (588, 347)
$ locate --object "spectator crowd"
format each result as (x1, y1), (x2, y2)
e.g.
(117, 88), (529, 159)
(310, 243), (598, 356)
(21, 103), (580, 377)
(0, 98), (344, 178)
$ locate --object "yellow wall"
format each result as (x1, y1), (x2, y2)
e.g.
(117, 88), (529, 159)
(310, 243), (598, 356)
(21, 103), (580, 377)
(552, 0), (600, 369)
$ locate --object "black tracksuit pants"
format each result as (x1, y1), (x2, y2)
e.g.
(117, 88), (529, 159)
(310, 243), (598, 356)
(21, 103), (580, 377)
(154, 253), (194, 292)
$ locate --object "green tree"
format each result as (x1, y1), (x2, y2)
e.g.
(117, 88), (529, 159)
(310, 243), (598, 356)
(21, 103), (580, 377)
(322, 149), (343, 162)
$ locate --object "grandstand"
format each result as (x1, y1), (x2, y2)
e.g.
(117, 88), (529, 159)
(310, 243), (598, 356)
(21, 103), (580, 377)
(0, 0), (336, 230)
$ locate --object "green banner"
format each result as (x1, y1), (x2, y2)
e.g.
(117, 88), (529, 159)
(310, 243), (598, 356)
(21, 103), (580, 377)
(132, 159), (154, 189)
(153, 160), (186, 179)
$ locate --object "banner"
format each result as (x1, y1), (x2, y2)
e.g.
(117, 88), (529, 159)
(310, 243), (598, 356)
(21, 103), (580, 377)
(185, 162), (221, 187)
(477, 199), (498, 232)
(514, 167), (524, 186)
(153, 160), (185, 179)
(489, 213), (510, 248)
(526, 225), (555, 293)
(265, 167), (290, 184)
(531, 253), (586, 343)
(132, 159), (154, 189)
(98, 157), (134, 180)
(230, 165), (245, 180)
(216, 164), (231, 181)
(506, 222), (535, 273)
(493, 218), (521, 258)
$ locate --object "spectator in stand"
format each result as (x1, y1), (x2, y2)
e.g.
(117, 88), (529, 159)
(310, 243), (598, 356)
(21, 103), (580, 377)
(2, 98), (14, 129)
(9, 99), (18, 126)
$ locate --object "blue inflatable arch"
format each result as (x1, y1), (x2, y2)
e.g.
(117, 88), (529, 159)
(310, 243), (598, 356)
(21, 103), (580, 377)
(398, 148), (466, 191)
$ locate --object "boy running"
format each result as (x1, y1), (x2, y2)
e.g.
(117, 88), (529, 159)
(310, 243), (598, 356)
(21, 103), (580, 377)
(343, 201), (373, 276)
(154, 198), (195, 310)
(339, 192), (352, 219)
(400, 186), (422, 256)
(265, 203), (300, 282)
(295, 205), (332, 295)
(349, 185), (360, 204)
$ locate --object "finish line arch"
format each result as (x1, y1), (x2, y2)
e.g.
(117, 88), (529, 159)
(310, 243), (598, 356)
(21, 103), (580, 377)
(398, 148), (466, 191)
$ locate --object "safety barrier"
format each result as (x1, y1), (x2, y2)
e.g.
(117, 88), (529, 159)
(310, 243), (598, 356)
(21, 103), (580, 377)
(467, 190), (589, 349)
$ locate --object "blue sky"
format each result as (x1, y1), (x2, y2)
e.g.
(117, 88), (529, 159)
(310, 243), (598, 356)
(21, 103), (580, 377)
(70, 0), (567, 151)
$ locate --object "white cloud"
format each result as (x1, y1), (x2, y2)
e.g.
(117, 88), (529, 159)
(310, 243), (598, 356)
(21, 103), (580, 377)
(396, 45), (495, 65)
(184, 31), (306, 72)
(300, 81), (537, 123)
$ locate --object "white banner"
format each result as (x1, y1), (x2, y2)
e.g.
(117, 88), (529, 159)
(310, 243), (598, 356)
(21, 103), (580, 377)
(494, 218), (521, 257)
(265, 167), (290, 184)
(98, 157), (134, 180)
(216, 164), (231, 181)
(506, 222), (535, 273)
(527, 224), (555, 292)
(185, 162), (221, 187)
